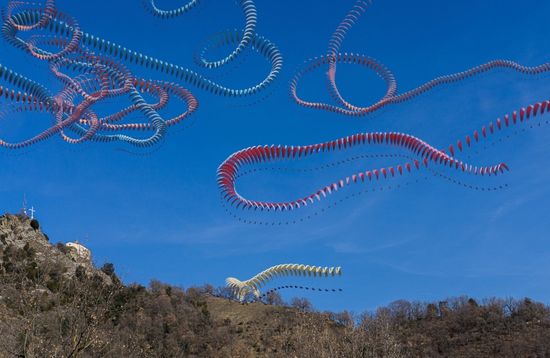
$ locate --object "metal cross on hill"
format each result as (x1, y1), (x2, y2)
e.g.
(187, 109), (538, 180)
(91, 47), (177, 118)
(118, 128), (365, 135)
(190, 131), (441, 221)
(28, 206), (35, 220)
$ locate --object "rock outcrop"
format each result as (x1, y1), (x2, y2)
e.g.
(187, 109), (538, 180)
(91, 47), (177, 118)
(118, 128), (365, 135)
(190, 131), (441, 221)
(0, 213), (110, 283)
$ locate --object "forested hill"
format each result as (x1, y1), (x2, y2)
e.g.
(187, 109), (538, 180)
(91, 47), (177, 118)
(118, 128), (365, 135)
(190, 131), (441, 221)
(1, 213), (549, 357)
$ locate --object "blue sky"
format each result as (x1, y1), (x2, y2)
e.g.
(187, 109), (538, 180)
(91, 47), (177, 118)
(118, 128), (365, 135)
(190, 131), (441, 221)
(1, 0), (550, 313)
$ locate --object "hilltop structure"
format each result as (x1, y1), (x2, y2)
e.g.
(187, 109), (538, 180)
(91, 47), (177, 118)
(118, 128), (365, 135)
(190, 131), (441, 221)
(66, 241), (92, 262)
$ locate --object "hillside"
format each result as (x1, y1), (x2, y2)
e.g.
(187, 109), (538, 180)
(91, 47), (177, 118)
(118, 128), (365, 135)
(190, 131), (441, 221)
(1, 213), (550, 357)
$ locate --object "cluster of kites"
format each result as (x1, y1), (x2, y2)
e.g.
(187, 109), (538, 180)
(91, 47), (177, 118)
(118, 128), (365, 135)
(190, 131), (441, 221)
(0, 0), (282, 148)
(219, 0), (550, 218)
(220, 0), (549, 298)
(1, 0), (548, 301)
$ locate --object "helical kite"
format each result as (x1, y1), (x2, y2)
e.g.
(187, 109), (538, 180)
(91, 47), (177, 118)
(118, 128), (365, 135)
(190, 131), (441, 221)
(0, 0), (282, 148)
(139, 0), (282, 96)
(218, 0), (550, 220)
(226, 264), (342, 302)
(3, 1), (283, 97)
(290, 0), (550, 117)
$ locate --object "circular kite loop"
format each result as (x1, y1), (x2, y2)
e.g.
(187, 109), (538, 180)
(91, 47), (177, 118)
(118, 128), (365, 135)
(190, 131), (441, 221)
(24, 12), (82, 61)
(4, 0), (56, 31)
(143, 0), (258, 69)
(141, 0), (281, 92)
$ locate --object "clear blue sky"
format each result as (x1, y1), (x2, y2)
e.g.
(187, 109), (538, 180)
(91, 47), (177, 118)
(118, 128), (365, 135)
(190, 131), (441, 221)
(1, 0), (550, 313)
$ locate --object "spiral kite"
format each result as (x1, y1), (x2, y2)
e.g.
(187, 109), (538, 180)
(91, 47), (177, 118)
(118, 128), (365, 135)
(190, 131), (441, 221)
(226, 263), (342, 301)
(5, 1), (282, 98)
(216, 100), (550, 212)
(290, 0), (550, 117)
(218, 0), (549, 218)
(0, 0), (281, 148)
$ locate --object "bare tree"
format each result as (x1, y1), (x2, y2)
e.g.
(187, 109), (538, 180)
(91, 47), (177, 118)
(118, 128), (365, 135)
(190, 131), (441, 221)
(291, 297), (314, 312)
(265, 291), (285, 306)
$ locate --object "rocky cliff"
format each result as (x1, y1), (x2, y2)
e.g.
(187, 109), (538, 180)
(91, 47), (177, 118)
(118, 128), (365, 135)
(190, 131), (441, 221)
(0, 214), (110, 283)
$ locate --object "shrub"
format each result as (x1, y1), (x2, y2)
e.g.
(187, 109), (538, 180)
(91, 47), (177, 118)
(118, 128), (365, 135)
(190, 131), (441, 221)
(290, 297), (314, 312)
(75, 265), (86, 279)
(55, 242), (67, 254)
(23, 243), (35, 258)
(265, 291), (285, 306)
(25, 261), (39, 280)
(30, 219), (40, 230)
(101, 262), (115, 276)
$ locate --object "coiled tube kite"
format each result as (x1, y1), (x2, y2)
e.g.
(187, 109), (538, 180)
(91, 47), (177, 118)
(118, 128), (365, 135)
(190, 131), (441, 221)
(4, 1), (282, 98)
(290, 0), (550, 117)
(0, 0), (200, 148)
(218, 0), (550, 217)
(226, 263), (342, 301)
(0, 0), (282, 148)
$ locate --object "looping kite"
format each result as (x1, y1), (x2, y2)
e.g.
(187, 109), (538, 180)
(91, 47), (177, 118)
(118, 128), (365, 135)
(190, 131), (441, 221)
(226, 263), (342, 301)
(143, 0), (258, 70)
(144, 0), (270, 74)
(0, 0), (281, 148)
(0, 0), (200, 148)
(290, 0), (550, 117)
(218, 0), (549, 218)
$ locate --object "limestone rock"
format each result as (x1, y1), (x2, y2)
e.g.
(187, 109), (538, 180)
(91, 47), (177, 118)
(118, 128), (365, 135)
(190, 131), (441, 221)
(0, 213), (111, 285)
